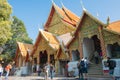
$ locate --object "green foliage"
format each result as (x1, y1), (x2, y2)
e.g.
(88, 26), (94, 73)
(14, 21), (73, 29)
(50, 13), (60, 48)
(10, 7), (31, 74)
(11, 16), (33, 43)
(0, 0), (12, 46)
(3, 16), (33, 59)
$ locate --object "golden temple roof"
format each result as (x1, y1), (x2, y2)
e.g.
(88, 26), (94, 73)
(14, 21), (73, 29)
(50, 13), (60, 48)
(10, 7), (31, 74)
(16, 42), (33, 57)
(44, 2), (79, 30)
(40, 30), (59, 49)
(31, 30), (60, 56)
(106, 20), (120, 33)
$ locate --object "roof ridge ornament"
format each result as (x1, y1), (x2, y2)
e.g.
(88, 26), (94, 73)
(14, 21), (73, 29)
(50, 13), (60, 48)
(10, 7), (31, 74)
(80, 0), (86, 11)
(96, 12), (99, 19)
(107, 16), (110, 25)
(61, 1), (64, 8)
(51, 0), (54, 4)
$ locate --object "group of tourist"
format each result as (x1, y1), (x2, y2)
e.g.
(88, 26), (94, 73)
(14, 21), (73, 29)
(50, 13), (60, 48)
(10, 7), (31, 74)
(77, 57), (90, 80)
(44, 63), (55, 80)
(0, 63), (12, 80)
(77, 56), (117, 80)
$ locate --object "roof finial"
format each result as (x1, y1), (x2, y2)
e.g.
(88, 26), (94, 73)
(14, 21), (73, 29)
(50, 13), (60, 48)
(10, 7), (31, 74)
(96, 12), (99, 19)
(51, 0), (56, 5)
(61, 1), (64, 7)
(107, 16), (110, 25)
(80, 0), (86, 11)
(51, 0), (54, 3)
(38, 23), (43, 31)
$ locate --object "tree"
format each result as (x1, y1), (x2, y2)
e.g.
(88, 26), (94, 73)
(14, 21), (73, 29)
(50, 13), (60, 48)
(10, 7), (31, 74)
(3, 16), (33, 59)
(0, 0), (12, 46)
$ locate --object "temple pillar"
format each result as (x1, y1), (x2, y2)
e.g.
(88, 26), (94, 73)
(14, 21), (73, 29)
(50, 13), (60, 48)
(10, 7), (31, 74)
(98, 26), (107, 59)
(48, 53), (50, 64)
(78, 32), (83, 59)
(55, 59), (59, 73)
(69, 50), (72, 61)
(79, 42), (83, 59)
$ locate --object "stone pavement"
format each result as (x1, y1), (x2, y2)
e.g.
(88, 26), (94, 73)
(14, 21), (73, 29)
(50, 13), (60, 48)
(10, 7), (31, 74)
(0, 76), (114, 80)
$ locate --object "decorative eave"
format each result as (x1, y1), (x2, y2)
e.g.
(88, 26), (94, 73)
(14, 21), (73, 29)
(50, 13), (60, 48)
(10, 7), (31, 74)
(103, 28), (120, 35)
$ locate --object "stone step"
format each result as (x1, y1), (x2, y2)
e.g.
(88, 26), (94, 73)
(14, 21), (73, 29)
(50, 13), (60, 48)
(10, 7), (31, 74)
(88, 63), (103, 75)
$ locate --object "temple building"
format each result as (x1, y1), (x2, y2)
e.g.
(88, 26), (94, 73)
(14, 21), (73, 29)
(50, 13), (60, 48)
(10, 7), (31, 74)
(44, 2), (79, 35)
(14, 42), (33, 75)
(31, 30), (60, 72)
(30, 2), (79, 75)
(14, 2), (120, 76)
(66, 10), (120, 75)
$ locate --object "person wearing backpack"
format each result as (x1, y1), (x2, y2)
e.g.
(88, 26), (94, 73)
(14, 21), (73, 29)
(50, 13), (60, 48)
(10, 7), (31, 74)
(77, 59), (83, 79)
(107, 57), (116, 80)
(80, 58), (85, 79)
(83, 57), (89, 80)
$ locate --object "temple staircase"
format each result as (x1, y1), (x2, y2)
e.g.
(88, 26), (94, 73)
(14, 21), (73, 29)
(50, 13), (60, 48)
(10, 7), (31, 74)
(88, 62), (103, 75)
(88, 52), (103, 75)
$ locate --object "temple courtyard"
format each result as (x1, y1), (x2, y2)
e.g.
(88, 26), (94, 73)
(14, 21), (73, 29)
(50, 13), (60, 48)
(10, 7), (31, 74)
(1, 76), (114, 80)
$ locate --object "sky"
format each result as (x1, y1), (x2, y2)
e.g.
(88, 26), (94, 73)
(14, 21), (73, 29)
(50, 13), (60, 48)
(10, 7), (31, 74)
(8, 0), (120, 43)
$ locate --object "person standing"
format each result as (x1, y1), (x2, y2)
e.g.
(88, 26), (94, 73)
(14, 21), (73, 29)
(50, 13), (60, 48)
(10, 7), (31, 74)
(50, 64), (54, 80)
(44, 63), (50, 80)
(0, 64), (3, 80)
(77, 59), (83, 79)
(65, 61), (68, 77)
(37, 66), (41, 76)
(83, 57), (89, 80)
(5, 63), (12, 80)
(107, 57), (116, 80)
(94, 51), (99, 64)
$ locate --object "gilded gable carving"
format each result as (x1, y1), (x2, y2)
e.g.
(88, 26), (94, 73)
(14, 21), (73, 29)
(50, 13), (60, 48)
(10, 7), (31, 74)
(48, 23), (74, 35)
(80, 16), (99, 39)
(47, 12), (75, 35)
(49, 12), (61, 27)
(103, 30), (120, 45)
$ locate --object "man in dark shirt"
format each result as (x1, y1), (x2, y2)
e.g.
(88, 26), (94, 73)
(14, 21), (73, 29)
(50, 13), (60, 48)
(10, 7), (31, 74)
(107, 57), (116, 80)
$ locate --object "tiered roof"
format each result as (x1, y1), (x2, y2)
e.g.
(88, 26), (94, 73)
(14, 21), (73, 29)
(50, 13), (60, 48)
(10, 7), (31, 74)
(44, 2), (80, 31)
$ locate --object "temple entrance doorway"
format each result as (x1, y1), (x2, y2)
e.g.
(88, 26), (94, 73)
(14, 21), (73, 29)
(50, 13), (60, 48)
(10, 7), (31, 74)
(71, 50), (80, 61)
(83, 35), (103, 75)
(39, 50), (48, 67)
(83, 35), (102, 63)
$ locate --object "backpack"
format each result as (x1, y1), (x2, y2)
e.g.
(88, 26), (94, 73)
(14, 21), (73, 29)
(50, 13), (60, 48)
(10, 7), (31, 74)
(77, 63), (80, 69)
(109, 60), (116, 68)
(80, 60), (85, 68)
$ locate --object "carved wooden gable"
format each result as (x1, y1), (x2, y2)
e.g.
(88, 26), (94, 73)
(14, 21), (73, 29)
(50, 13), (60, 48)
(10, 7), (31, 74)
(33, 36), (56, 57)
(48, 12), (75, 35)
(80, 15), (100, 39)
(103, 30), (120, 45)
